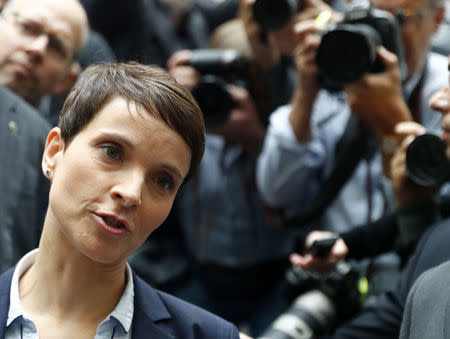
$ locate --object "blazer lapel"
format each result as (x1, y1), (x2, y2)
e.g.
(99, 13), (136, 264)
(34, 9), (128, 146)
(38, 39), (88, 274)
(0, 268), (15, 338)
(132, 273), (174, 339)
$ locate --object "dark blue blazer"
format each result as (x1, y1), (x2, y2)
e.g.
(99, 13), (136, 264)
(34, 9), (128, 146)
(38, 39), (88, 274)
(0, 86), (50, 273)
(0, 268), (240, 338)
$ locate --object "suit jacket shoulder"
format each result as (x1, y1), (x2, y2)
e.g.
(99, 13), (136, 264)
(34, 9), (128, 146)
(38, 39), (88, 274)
(400, 260), (450, 338)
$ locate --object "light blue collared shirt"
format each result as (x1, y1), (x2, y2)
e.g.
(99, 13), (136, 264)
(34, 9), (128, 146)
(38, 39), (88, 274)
(5, 249), (134, 339)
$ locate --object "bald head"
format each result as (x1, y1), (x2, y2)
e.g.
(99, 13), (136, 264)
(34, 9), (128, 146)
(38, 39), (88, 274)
(3, 0), (88, 54)
(0, 0), (89, 103)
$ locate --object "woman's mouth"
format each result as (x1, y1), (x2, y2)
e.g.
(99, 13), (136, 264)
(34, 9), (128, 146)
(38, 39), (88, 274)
(102, 215), (125, 229)
(94, 213), (130, 235)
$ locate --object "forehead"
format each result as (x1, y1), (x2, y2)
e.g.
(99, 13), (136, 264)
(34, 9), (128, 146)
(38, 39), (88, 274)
(83, 96), (191, 174)
(372, 0), (431, 9)
(7, 0), (84, 49)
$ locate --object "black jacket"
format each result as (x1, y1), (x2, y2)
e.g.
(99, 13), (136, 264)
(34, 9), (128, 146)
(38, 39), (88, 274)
(0, 86), (50, 273)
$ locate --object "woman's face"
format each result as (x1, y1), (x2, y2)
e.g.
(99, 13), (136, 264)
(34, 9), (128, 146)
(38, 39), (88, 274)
(43, 96), (191, 265)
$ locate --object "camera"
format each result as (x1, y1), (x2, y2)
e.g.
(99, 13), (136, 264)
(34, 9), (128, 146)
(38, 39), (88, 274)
(253, 0), (303, 32)
(406, 133), (450, 187)
(186, 49), (250, 129)
(258, 262), (364, 339)
(316, 0), (405, 90)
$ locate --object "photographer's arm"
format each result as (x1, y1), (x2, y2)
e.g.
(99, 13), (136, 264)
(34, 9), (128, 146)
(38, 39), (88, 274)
(288, 20), (324, 142)
(345, 47), (413, 178)
(289, 214), (397, 274)
(256, 20), (342, 212)
(345, 47), (412, 137)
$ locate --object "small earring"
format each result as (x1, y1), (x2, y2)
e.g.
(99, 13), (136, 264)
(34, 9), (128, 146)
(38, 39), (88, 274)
(45, 169), (51, 176)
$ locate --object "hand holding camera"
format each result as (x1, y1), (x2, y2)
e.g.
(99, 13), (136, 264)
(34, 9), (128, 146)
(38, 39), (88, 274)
(289, 230), (348, 274)
(214, 85), (266, 151)
(167, 50), (201, 90)
(345, 47), (412, 136)
(390, 122), (448, 206)
(292, 19), (325, 94)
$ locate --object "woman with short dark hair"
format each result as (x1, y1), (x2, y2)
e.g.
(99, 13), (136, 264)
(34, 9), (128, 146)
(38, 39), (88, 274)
(0, 62), (239, 339)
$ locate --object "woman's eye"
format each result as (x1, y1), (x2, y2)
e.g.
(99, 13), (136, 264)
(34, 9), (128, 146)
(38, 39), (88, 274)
(156, 175), (174, 190)
(101, 144), (122, 160)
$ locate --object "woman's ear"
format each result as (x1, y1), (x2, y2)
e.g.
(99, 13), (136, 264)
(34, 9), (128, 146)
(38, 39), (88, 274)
(42, 127), (65, 179)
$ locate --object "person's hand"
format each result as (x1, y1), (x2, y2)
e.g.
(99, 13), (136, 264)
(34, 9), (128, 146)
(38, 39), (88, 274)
(289, 231), (348, 274)
(345, 47), (412, 137)
(268, 0), (335, 55)
(292, 19), (325, 95)
(167, 50), (201, 90)
(287, 19), (324, 142)
(215, 85), (266, 151)
(238, 0), (280, 69)
(390, 121), (439, 205)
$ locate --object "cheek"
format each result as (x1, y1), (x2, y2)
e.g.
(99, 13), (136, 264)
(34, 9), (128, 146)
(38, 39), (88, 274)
(51, 158), (101, 210)
(140, 197), (175, 236)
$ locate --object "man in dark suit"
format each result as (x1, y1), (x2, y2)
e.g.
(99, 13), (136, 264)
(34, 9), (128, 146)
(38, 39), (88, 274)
(0, 0), (88, 272)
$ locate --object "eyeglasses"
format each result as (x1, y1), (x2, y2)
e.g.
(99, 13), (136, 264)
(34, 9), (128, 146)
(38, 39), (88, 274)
(392, 7), (437, 27)
(1, 13), (73, 63)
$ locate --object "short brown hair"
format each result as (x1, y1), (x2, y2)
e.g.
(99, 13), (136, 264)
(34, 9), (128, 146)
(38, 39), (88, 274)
(59, 62), (205, 180)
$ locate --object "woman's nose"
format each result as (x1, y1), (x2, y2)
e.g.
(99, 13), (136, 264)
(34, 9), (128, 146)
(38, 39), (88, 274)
(110, 171), (144, 208)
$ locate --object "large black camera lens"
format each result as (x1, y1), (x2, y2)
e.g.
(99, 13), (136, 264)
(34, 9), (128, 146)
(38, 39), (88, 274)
(253, 0), (301, 32)
(406, 134), (450, 187)
(316, 23), (382, 89)
(191, 75), (235, 129)
(315, 6), (404, 91)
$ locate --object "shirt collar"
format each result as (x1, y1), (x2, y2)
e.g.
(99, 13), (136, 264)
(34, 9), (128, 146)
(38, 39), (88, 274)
(7, 249), (134, 333)
(7, 248), (38, 326)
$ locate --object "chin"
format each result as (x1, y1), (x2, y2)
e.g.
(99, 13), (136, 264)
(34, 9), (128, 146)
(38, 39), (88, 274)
(79, 242), (129, 266)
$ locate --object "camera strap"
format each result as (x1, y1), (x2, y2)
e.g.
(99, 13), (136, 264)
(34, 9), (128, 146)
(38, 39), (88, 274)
(277, 114), (374, 227)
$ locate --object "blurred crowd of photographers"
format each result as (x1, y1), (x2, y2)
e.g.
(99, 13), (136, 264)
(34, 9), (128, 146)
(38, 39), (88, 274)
(4, 0), (450, 337)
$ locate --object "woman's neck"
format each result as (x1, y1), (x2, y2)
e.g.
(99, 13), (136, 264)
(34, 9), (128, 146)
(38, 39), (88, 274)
(18, 227), (127, 324)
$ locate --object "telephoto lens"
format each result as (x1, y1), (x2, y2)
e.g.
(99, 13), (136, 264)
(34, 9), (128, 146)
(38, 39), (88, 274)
(406, 133), (450, 187)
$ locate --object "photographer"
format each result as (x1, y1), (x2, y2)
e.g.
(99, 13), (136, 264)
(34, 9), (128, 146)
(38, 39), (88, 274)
(290, 122), (442, 273)
(324, 78), (450, 338)
(257, 0), (446, 242)
(258, 67), (450, 339)
(238, 0), (341, 108)
(165, 20), (303, 337)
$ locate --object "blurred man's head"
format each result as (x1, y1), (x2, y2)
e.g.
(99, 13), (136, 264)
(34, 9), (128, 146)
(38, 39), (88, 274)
(0, 0), (88, 104)
(373, 0), (445, 80)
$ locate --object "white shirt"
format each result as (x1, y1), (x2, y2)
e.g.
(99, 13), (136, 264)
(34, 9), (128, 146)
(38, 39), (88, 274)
(5, 249), (134, 339)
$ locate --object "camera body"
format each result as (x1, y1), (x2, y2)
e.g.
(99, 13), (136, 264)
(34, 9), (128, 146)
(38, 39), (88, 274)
(253, 0), (303, 32)
(186, 49), (250, 129)
(316, 1), (405, 90)
(258, 262), (363, 339)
